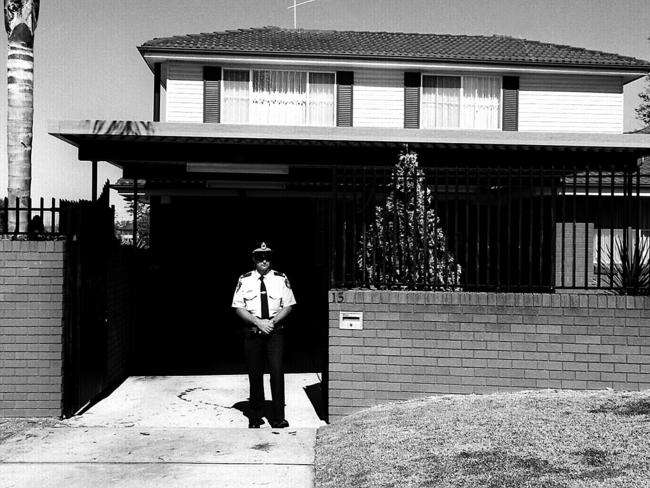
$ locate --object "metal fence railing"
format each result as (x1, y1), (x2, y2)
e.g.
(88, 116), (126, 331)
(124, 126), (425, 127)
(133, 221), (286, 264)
(1, 197), (62, 236)
(327, 163), (649, 294)
(4, 161), (647, 294)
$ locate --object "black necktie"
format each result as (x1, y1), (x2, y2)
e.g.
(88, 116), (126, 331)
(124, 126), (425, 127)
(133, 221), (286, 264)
(260, 276), (269, 319)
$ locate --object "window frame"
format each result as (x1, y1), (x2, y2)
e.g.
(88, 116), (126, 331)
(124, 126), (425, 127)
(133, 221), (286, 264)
(219, 67), (337, 126)
(420, 73), (503, 130)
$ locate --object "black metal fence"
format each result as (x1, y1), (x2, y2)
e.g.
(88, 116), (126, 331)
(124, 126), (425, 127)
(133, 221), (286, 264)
(0, 197), (62, 236)
(4, 162), (647, 294)
(327, 162), (649, 294)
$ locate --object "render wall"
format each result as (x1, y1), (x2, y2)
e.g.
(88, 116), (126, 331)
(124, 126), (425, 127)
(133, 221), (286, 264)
(0, 240), (65, 417)
(328, 290), (650, 421)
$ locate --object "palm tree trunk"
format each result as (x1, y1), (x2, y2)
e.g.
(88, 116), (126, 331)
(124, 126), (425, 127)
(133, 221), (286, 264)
(7, 38), (33, 231)
(5, 0), (39, 232)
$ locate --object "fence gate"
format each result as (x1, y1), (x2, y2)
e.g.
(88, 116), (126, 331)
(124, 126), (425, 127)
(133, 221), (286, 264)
(62, 201), (115, 417)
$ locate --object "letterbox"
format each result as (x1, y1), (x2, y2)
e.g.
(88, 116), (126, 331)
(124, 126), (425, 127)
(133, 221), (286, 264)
(339, 311), (363, 330)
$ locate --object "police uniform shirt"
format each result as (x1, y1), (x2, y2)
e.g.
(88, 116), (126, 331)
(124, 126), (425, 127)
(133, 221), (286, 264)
(232, 269), (297, 318)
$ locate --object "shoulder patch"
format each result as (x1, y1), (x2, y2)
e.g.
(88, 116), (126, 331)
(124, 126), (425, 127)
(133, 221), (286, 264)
(241, 271), (252, 278)
(273, 271), (286, 277)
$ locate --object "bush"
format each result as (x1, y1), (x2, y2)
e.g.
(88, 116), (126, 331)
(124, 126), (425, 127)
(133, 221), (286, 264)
(602, 235), (650, 295)
(357, 148), (461, 289)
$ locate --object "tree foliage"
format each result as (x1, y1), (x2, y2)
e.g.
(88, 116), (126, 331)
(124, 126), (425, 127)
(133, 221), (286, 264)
(358, 148), (461, 289)
(636, 73), (650, 128)
(4, 1), (39, 39)
(117, 200), (150, 249)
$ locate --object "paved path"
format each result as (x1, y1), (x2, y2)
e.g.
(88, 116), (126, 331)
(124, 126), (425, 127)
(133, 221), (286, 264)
(0, 374), (325, 488)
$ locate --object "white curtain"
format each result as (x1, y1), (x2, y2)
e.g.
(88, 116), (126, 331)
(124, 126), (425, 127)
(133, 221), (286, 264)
(251, 70), (307, 125)
(308, 72), (335, 126)
(222, 69), (335, 126)
(421, 76), (461, 129)
(222, 69), (250, 124)
(462, 76), (501, 129)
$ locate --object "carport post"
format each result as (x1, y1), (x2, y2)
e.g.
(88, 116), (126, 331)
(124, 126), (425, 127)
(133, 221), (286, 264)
(91, 160), (97, 201)
(131, 177), (138, 373)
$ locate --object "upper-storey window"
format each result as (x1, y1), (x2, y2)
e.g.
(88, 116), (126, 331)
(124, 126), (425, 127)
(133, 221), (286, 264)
(221, 69), (335, 126)
(222, 69), (250, 123)
(421, 75), (501, 130)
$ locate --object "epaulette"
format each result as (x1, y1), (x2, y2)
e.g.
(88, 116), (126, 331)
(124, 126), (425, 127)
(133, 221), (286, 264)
(241, 271), (252, 278)
(273, 271), (285, 277)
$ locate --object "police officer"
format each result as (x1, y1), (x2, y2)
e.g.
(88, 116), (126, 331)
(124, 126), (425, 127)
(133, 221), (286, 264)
(232, 242), (296, 428)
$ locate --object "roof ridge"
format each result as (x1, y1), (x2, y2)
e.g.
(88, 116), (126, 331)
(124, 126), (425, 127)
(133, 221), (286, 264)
(174, 25), (522, 39)
(272, 26), (509, 39)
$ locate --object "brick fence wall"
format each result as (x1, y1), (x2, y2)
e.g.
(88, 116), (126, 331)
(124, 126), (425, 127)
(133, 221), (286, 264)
(328, 290), (650, 421)
(0, 240), (65, 417)
(0, 241), (135, 417)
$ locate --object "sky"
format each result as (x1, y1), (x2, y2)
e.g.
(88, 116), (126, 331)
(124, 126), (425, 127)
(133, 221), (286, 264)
(0, 0), (649, 211)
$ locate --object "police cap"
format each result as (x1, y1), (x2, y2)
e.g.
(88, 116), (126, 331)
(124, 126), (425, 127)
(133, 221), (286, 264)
(253, 241), (273, 254)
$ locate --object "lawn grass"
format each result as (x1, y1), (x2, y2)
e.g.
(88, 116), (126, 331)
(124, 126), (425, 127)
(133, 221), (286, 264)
(314, 389), (650, 487)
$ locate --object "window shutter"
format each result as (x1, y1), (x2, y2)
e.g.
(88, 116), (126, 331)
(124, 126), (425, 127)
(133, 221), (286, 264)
(203, 66), (222, 123)
(336, 71), (354, 127)
(502, 76), (519, 131)
(404, 72), (421, 129)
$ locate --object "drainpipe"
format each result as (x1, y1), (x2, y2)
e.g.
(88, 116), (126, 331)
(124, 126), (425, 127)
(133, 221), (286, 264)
(153, 63), (161, 122)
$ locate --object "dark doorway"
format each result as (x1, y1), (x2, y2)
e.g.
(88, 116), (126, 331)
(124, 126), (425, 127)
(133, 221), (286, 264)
(136, 195), (329, 375)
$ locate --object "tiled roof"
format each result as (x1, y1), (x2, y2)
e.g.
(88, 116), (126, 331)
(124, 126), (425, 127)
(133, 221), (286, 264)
(140, 26), (650, 69)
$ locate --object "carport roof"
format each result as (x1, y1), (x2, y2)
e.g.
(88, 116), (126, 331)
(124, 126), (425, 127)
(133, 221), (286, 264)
(49, 120), (650, 167)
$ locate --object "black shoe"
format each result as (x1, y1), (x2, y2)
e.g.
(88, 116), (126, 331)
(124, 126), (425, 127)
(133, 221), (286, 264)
(248, 417), (264, 428)
(269, 419), (289, 429)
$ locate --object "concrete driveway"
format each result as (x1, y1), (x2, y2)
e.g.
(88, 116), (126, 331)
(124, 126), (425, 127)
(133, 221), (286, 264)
(0, 373), (326, 487)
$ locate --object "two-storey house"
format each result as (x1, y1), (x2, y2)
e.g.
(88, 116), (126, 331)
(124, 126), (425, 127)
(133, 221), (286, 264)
(50, 27), (650, 387)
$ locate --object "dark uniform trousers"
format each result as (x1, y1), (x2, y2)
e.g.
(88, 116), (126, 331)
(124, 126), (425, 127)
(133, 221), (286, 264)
(244, 327), (285, 421)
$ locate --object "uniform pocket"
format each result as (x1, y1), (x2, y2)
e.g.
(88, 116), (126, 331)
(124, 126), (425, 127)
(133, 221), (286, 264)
(243, 291), (258, 305)
(267, 293), (282, 309)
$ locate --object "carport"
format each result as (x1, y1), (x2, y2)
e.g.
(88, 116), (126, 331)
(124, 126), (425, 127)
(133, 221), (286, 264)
(48, 120), (650, 418)
(51, 121), (465, 386)
(49, 120), (390, 415)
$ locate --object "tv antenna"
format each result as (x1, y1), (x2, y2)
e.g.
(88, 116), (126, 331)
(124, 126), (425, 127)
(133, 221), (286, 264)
(288, 0), (317, 29)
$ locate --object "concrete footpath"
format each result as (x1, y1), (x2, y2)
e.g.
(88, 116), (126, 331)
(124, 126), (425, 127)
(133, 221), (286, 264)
(0, 374), (326, 488)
